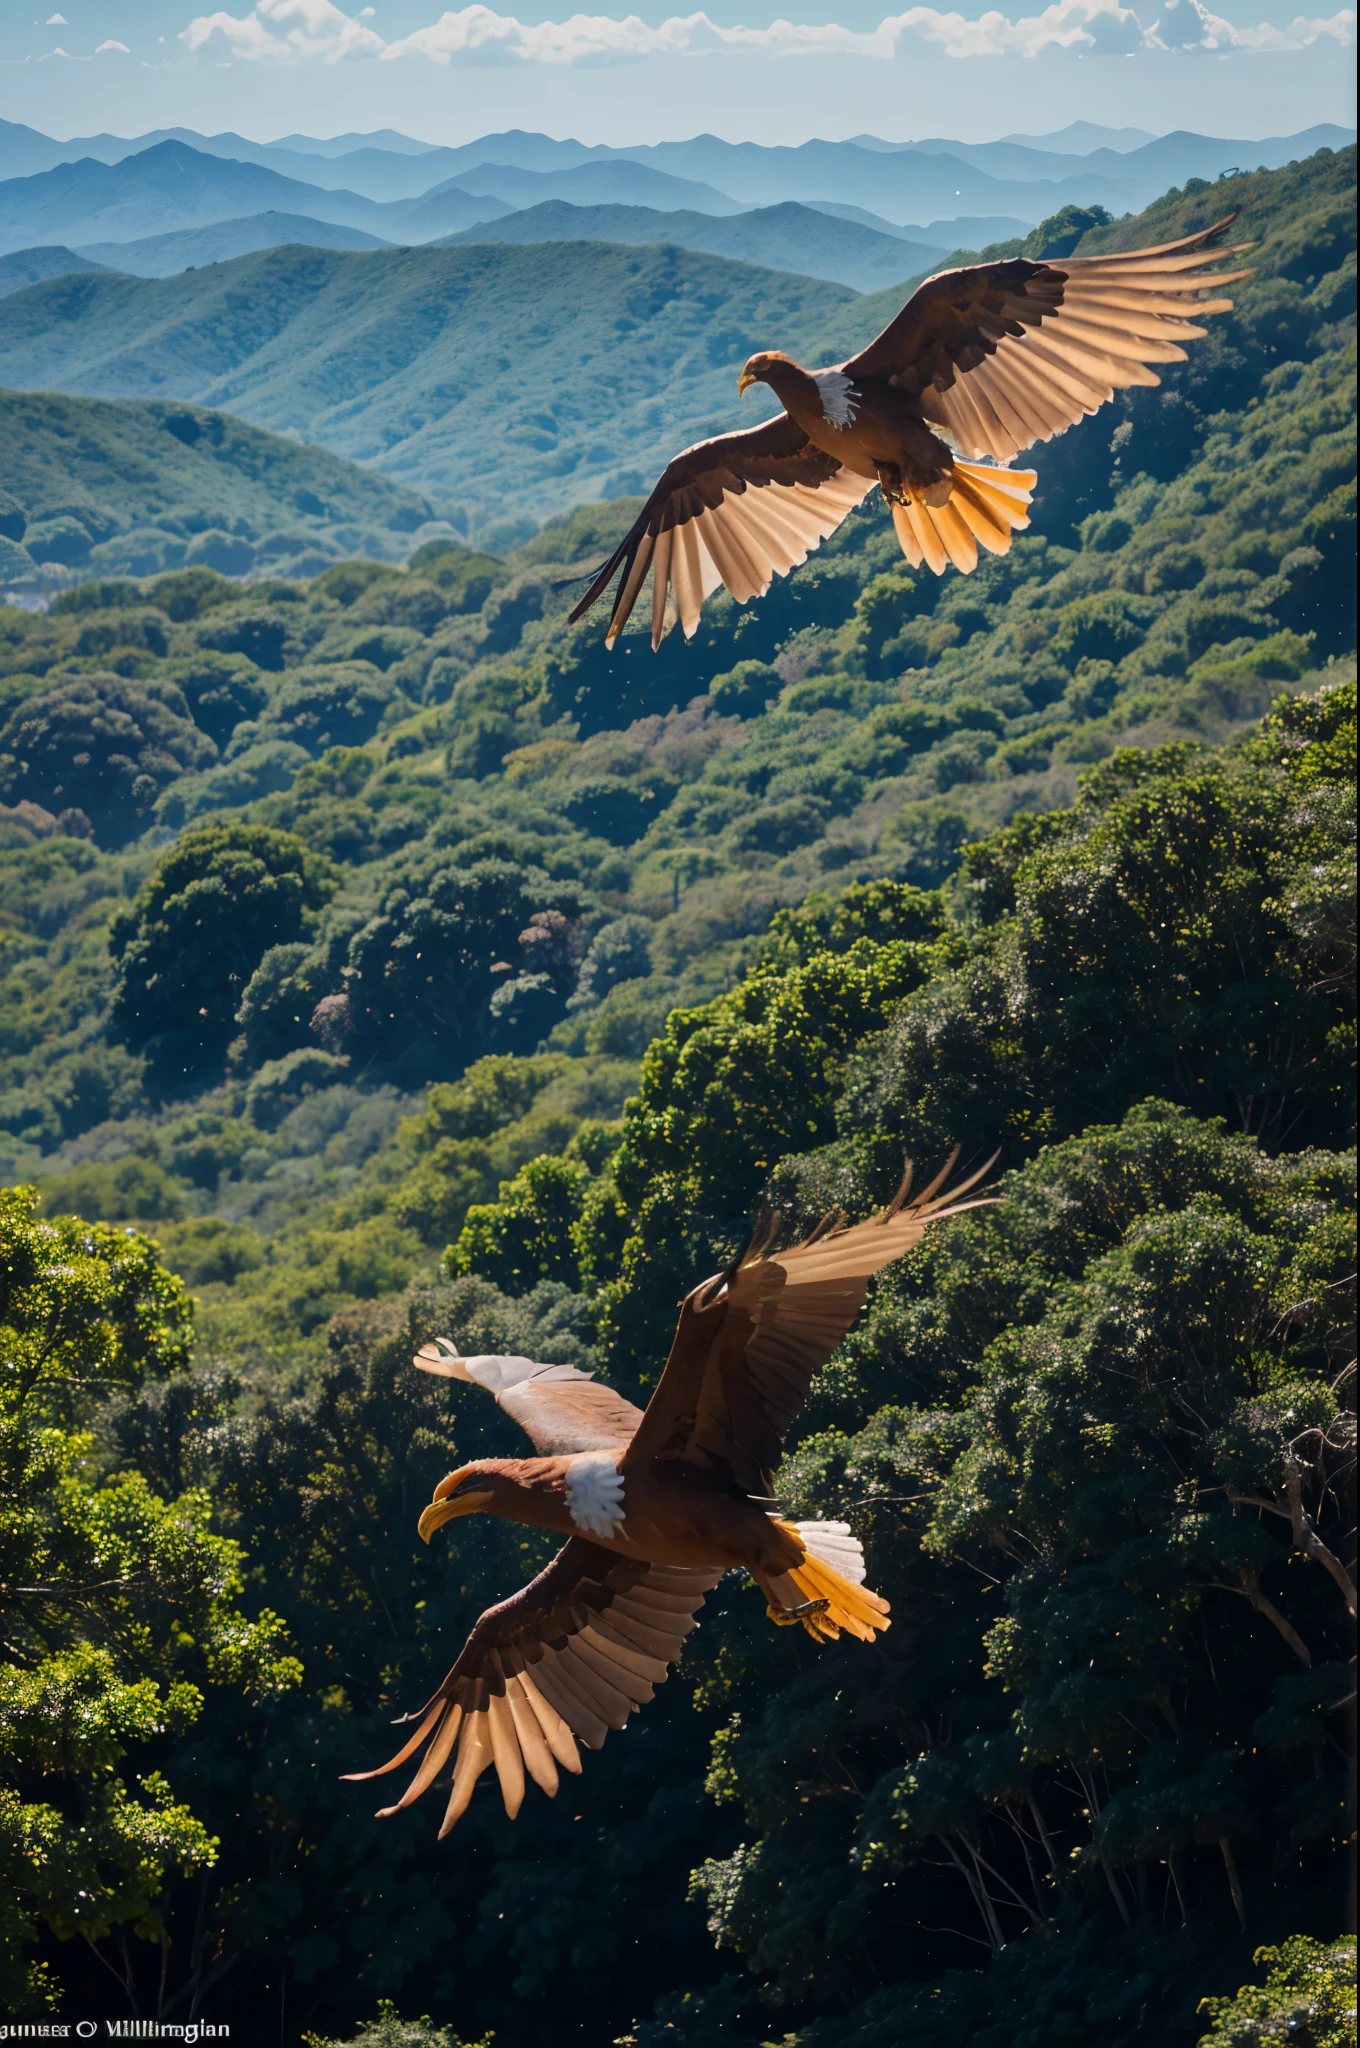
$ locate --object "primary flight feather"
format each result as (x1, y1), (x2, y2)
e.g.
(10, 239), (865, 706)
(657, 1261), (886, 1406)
(346, 1152), (996, 1836)
(568, 214), (1252, 649)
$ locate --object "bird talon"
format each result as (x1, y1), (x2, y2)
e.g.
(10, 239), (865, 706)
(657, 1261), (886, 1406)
(766, 1597), (829, 1626)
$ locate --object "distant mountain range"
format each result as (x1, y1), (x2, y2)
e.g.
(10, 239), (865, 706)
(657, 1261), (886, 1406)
(444, 200), (945, 295)
(0, 119), (1352, 251)
(0, 143), (515, 259)
(0, 196), (1034, 298)
(6, 197), (959, 297)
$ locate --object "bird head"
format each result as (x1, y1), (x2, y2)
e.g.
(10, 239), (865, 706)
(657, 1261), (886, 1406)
(418, 1461), (505, 1541)
(738, 350), (794, 396)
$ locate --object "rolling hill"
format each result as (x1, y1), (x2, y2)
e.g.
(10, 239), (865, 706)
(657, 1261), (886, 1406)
(75, 212), (394, 278)
(445, 199), (943, 294)
(0, 388), (436, 587)
(0, 244), (107, 297)
(0, 239), (880, 535)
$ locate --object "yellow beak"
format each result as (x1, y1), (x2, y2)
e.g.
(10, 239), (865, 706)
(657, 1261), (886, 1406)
(417, 1489), (493, 1542)
(737, 368), (757, 396)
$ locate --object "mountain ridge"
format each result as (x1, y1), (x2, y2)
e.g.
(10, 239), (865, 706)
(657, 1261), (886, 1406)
(1, 120), (1353, 237)
(444, 199), (944, 293)
(0, 141), (514, 258)
(75, 212), (395, 277)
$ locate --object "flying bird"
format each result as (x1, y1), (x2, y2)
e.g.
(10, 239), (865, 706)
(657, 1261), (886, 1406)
(347, 1153), (996, 1836)
(568, 214), (1251, 649)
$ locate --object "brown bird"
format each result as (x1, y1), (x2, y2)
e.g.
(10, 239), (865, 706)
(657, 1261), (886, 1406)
(346, 1153), (996, 1835)
(568, 214), (1251, 649)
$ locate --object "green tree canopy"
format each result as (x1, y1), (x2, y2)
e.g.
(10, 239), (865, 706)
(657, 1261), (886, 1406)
(109, 822), (338, 1079)
(0, 1186), (298, 2014)
(0, 673), (216, 846)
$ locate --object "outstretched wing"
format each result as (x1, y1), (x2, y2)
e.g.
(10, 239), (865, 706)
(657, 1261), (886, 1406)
(844, 215), (1253, 465)
(568, 412), (872, 650)
(345, 1537), (719, 1834)
(622, 1152), (998, 1497)
(414, 1342), (643, 1456)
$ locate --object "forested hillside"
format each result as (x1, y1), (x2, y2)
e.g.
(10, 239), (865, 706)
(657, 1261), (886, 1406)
(0, 144), (1354, 2042)
(0, 388), (437, 592)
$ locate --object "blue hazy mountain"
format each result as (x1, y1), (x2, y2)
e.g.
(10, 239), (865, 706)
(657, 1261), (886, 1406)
(424, 159), (745, 217)
(444, 198), (944, 293)
(0, 244), (108, 297)
(806, 202), (1029, 245)
(3, 119), (1354, 232)
(999, 121), (1156, 152)
(0, 142), (514, 257)
(75, 213), (395, 278)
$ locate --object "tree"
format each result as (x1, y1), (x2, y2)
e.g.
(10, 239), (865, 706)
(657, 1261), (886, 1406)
(0, 1187), (298, 2015)
(340, 855), (587, 1078)
(0, 675), (216, 846)
(676, 1105), (1354, 2044)
(109, 824), (338, 1080)
(1197, 1936), (1357, 2047)
(233, 663), (404, 758)
(448, 1152), (591, 1294)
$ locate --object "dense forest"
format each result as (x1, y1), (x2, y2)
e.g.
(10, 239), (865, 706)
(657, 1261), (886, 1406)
(0, 146), (1355, 2043)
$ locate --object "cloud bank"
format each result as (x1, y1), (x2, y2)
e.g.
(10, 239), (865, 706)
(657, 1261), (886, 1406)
(180, 0), (1357, 67)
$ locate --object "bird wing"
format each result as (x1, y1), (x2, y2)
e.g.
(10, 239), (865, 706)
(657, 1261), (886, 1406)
(622, 1151), (999, 1496)
(345, 1536), (719, 1834)
(414, 1343), (643, 1455)
(843, 214), (1253, 465)
(567, 411), (873, 650)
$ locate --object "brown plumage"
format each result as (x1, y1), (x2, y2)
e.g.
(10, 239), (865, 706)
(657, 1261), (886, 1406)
(346, 1152), (997, 1835)
(568, 214), (1252, 648)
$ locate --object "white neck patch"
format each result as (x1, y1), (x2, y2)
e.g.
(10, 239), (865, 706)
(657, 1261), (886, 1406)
(815, 370), (860, 430)
(564, 1451), (626, 1539)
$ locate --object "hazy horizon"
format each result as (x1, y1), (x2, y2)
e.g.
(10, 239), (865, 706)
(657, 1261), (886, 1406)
(3, 0), (1354, 151)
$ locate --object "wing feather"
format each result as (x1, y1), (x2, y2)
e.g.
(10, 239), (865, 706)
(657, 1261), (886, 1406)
(624, 1153), (999, 1498)
(505, 1675), (560, 1796)
(414, 1343), (643, 1455)
(568, 412), (873, 649)
(349, 1538), (718, 1834)
(848, 215), (1251, 465)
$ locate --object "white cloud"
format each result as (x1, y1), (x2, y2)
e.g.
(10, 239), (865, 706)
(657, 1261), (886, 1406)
(1149, 0), (1353, 45)
(375, 1), (1152, 63)
(44, 13), (67, 23)
(180, 0), (1358, 67)
(95, 37), (132, 52)
(182, 0), (384, 61)
(1289, 6), (1356, 35)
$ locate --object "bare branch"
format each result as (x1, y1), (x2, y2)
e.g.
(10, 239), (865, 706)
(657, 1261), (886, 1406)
(1203, 1570), (1314, 1666)
(1285, 1453), (1358, 1620)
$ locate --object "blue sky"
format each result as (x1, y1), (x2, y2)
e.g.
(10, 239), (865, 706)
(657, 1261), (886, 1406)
(4, 0), (1354, 145)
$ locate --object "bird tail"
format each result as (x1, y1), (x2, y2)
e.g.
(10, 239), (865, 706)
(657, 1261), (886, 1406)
(766, 1518), (891, 1642)
(891, 461), (1035, 577)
